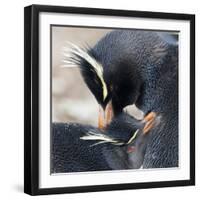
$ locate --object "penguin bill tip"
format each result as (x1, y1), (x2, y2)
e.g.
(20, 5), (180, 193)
(98, 101), (113, 129)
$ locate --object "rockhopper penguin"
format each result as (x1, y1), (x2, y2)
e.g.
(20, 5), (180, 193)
(64, 30), (178, 168)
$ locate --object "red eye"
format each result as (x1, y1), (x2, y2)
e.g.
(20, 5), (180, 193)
(127, 146), (136, 153)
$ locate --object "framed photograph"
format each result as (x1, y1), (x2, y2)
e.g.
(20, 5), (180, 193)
(24, 4), (195, 195)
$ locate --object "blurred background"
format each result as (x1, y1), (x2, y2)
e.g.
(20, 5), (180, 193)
(52, 26), (143, 125)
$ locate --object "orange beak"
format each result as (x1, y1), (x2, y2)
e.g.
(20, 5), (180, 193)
(142, 112), (157, 135)
(98, 101), (114, 129)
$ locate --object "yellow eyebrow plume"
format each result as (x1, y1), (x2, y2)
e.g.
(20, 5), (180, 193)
(127, 129), (139, 144)
(63, 42), (108, 101)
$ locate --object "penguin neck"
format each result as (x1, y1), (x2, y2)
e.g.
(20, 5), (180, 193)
(135, 67), (178, 115)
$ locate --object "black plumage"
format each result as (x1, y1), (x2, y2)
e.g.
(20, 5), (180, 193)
(77, 30), (177, 114)
(142, 67), (178, 168)
(51, 113), (154, 173)
(71, 30), (178, 168)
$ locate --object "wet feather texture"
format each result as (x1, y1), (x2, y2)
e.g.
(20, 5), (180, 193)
(52, 30), (178, 172)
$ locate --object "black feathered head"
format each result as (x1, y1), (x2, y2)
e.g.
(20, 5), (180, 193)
(63, 42), (143, 129)
(80, 112), (160, 169)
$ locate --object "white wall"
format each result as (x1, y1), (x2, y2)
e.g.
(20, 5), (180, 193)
(0, 0), (199, 199)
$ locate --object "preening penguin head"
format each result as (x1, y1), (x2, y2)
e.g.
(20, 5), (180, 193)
(63, 30), (178, 129)
(63, 40), (143, 129)
(80, 111), (159, 169)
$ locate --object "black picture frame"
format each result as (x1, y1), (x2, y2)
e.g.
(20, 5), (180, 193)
(24, 4), (195, 196)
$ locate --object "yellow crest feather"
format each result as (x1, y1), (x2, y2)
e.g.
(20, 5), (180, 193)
(63, 42), (108, 100)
